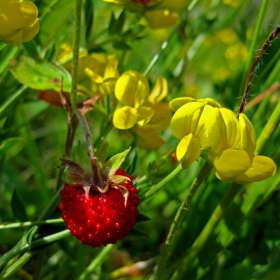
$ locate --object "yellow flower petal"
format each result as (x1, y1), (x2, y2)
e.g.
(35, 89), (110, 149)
(113, 106), (138, 129)
(104, 54), (119, 80)
(208, 108), (240, 153)
(21, 18), (39, 42)
(197, 98), (221, 108)
(137, 106), (154, 126)
(239, 113), (256, 157)
(144, 102), (171, 132)
(144, 9), (178, 29)
(169, 97), (196, 112)
(212, 148), (251, 179)
(133, 126), (165, 150)
(148, 76), (168, 104)
(85, 68), (104, 84)
(176, 134), (201, 169)
(115, 70), (149, 108)
(0, 1), (38, 37)
(234, 155), (276, 184)
(170, 102), (204, 139)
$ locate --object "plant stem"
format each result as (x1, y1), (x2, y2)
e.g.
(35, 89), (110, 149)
(237, 24), (280, 116)
(255, 100), (280, 154)
(70, 0), (83, 109)
(78, 244), (115, 280)
(170, 182), (243, 280)
(156, 161), (212, 279)
(0, 219), (64, 230)
(140, 165), (183, 201)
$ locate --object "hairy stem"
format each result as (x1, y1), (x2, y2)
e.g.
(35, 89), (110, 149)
(237, 24), (280, 117)
(70, 0), (83, 109)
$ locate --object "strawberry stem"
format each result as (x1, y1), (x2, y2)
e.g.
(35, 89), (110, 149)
(75, 109), (105, 189)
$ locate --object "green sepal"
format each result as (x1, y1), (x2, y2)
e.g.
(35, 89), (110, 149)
(11, 188), (28, 223)
(65, 174), (85, 186)
(95, 139), (109, 166)
(136, 213), (150, 223)
(129, 227), (149, 237)
(103, 147), (131, 177)
(75, 141), (91, 174)
(85, 0), (94, 43)
(115, 10), (126, 35)
(110, 175), (130, 184)
(108, 13), (117, 35)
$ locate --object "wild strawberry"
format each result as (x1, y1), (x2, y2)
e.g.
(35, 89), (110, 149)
(59, 169), (139, 247)
(58, 109), (139, 247)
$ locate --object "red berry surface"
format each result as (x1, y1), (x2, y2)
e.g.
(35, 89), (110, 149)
(59, 169), (139, 247)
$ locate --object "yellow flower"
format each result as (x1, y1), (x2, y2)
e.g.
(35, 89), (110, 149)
(208, 109), (276, 183)
(103, 0), (178, 29)
(170, 97), (276, 183)
(144, 9), (178, 29)
(61, 50), (119, 95)
(170, 101), (214, 168)
(113, 71), (171, 149)
(0, 0), (39, 46)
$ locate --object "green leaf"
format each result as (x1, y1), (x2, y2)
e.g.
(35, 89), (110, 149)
(85, 0), (94, 43)
(136, 213), (150, 223)
(0, 138), (24, 157)
(95, 140), (109, 165)
(103, 148), (131, 177)
(11, 188), (28, 223)
(44, 43), (56, 62)
(108, 13), (117, 35)
(39, 0), (75, 47)
(10, 56), (72, 92)
(113, 41), (131, 51)
(0, 41), (7, 51)
(129, 227), (149, 237)
(115, 10), (126, 35)
(75, 141), (91, 174)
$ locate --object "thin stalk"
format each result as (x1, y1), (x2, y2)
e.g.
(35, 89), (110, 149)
(156, 161), (212, 279)
(0, 86), (27, 118)
(70, 0), (83, 109)
(171, 182), (243, 280)
(255, 100), (280, 154)
(237, 24), (280, 117)
(0, 219), (64, 230)
(238, 0), (269, 103)
(140, 165), (183, 201)
(0, 252), (35, 279)
(78, 244), (115, 280)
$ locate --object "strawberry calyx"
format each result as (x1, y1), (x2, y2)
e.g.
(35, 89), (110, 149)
(58, 147), (132, 205)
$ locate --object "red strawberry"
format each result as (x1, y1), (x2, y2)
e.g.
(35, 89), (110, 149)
(59, 169), (139, 247)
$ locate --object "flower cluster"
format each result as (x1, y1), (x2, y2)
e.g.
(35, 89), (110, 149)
(58, 47), (119, 96)
(170, 97), (276, 183)
(103, 0), (191, 29)
(0, 0), (39, 46)
(113, 70), (171, 149)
